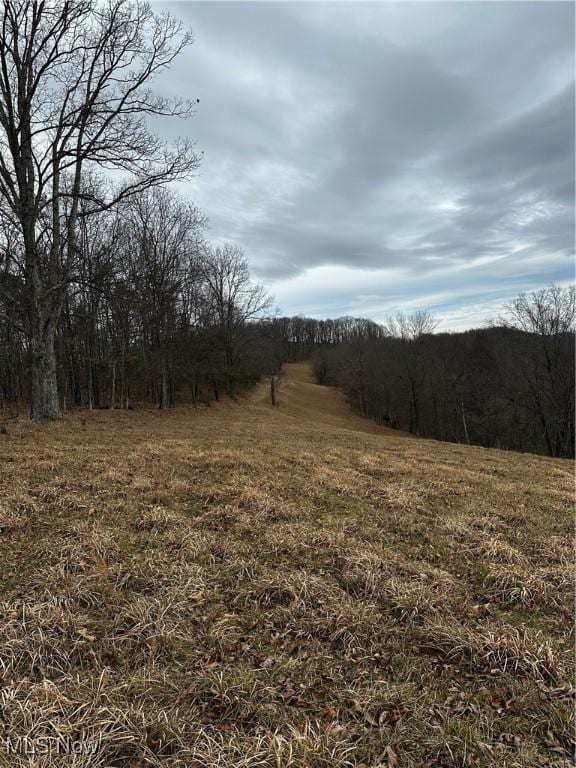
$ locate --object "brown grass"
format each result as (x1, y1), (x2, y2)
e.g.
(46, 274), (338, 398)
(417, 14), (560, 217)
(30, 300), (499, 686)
(0, 362), (573, 767)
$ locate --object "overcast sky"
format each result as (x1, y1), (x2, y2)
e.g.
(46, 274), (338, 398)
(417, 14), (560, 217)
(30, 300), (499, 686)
(157, 1), (574, 330)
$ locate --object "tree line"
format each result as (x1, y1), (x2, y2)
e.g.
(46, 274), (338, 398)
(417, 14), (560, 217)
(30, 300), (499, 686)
(0, 0), (280, 418)
(0, 183), (279, 411)
(310, 288), (575, 459)
(262, 315), (387, 361)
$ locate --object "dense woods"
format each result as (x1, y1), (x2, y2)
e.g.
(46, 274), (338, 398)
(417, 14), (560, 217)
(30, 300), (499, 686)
(0, 184), (278, 410)
(0, 0), (275, 415)
(262, 315), (387, 361)
(310, 288), (575, 458)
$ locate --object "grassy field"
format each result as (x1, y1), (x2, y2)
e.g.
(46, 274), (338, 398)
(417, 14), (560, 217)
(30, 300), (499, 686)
(0, 362), (573, 767)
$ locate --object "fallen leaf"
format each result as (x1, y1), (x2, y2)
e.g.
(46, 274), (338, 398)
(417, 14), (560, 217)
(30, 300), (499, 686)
(384, 744), (398, 766)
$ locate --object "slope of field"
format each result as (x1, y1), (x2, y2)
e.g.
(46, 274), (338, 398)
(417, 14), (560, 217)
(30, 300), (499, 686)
(0, 363), (573, 767)
(248, 361), (408, 436)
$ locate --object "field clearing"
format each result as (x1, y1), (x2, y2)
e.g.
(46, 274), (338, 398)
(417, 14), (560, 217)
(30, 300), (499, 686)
(0, 363), (573, 767)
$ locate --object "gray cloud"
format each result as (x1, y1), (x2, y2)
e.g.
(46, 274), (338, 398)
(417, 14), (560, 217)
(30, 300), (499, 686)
(158, 1), (574, 327)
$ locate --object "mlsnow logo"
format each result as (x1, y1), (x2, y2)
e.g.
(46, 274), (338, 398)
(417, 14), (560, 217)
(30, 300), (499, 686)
(2, 736), (101, 756)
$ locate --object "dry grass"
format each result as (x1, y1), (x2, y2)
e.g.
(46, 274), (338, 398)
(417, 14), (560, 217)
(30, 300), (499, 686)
(0, 362), (573, 767)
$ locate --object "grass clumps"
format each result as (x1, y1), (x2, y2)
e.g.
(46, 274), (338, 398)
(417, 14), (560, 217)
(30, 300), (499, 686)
(0, 363), (572, 767)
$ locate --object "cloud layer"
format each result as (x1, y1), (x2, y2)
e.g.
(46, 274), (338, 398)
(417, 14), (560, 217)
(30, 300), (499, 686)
(159, 1), (574, 329)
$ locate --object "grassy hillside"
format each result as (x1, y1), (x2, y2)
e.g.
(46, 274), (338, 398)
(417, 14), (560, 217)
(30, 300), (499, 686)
(0, 363), (573, 767)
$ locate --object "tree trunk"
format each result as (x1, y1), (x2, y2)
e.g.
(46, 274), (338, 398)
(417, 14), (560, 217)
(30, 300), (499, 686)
(409, 381), (419, 434)
(110, 360), (116, 409)
(30, 325), (61, 421)
(120, 339), (127, 409)
(87, 354), (94, 410)
(461, 398), (471, 445)
(190, 373), (197, 405)
(159, 354), (169, 409)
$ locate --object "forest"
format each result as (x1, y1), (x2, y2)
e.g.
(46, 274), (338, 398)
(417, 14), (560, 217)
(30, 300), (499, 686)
(0, 188), (276, 411)
(262, 293), (574, 459)
(0, 0), (573, 461)
(310, 290), (575, 459)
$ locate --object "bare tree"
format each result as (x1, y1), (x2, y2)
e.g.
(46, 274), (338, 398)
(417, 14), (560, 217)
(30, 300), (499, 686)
(120, 189), (204, 408)
(500, 285), (575, 335)
(199, 244), (271, 397)
(384, 309), (438, 340)
(0, 0), (200, 419)
(383, 310), (438, 433)
(499, 285), (575, 456)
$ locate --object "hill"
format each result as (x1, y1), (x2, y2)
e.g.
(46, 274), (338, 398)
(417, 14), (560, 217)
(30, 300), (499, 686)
(0, 363), (573, 767)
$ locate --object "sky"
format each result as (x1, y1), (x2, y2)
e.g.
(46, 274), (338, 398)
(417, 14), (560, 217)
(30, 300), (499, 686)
(156, 1), (575, 330)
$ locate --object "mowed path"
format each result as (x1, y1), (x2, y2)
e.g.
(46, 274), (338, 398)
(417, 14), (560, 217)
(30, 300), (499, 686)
(249, 361), (406, 437)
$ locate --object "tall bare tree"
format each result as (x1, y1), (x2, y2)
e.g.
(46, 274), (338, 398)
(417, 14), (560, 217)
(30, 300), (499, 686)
(199, 244), (271, 397)
(500, 285), (575, 456)
(0, 0), (200, 419)
(121, 189), (205, 408)
(384, 309), (438, 340)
